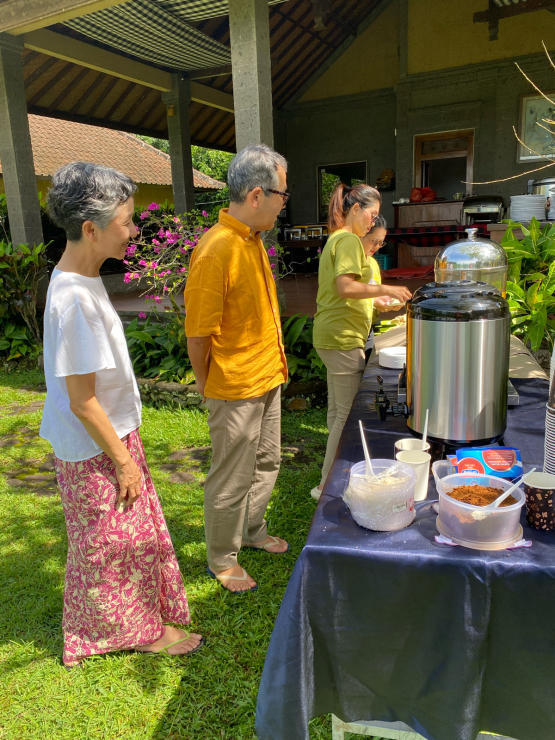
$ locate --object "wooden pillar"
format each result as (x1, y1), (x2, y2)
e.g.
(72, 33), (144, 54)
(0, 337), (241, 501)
(229, 0), (274, 151)
(0, 33), (43, 246)
(162, 73), (194, 215)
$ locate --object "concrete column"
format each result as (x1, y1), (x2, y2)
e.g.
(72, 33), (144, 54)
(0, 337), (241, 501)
(162, 73), (194, 215)
(0, 33), (43, 246)
(229, 0), (274, 151)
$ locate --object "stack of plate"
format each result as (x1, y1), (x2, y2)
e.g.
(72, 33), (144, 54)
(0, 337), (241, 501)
(510, 194), (547, 221)
(549, 188), (555, 220)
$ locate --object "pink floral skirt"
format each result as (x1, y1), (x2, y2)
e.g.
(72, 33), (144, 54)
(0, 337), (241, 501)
(54, 429), (190, 666)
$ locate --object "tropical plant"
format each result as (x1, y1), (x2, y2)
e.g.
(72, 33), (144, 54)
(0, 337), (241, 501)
(0, 240), (47, 360)
(282, 314), (326, 383)
(501, 217), (555, 351)
(125, 313), (194, 382)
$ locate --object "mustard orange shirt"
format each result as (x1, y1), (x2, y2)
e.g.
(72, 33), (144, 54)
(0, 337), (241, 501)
(184, 209), (287, 400)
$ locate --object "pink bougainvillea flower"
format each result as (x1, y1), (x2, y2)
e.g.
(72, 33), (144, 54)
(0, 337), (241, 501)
(123, 273), (132, 283)
(147, 202), (160, 211)
(203, 227), (209, 232)
(132, 273), (139, 280)
(202, 210), (209, 218)
(163, 285), (170, 292)
(138, 312), (147, 319)
(179, 266), (187, 273)
(173, 216), (181, 223)
(122, 259), (130, 265)
(126, 244), (137, 256)
(140, 211), (149, 220)
(153, 246), (162, 254)
(270, 263), (276, 269)
(267, 246), (276, 257)
(138, 259), (148, 267)
(153, 295), (162, 303)
(151, 261), (159, 269)
(151, 238), (160, 246)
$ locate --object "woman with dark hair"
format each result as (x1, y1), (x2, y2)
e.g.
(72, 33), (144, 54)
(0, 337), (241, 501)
(360, 215), (405, 362)
(40, 161), (203, 666)
(311, 184), (411, 501)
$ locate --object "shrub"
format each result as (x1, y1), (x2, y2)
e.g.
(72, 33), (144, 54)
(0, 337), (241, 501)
(501, 218), (555, 352)
(0, 240), (47, 360)
(125, 313), (193, 382)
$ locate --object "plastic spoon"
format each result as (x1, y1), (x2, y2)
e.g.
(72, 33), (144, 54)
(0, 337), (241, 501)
(358, 420), (374, 476)
(484, 468), (536, 509)
(421, 409), (429, 450)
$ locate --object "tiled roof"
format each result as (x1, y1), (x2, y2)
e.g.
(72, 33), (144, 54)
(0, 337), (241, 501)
(0, 115), (225, 190)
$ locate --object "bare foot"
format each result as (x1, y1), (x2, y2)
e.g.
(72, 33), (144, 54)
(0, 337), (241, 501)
(136, 625), (203, 655)
(213, 564), (257, 593)
(248, 535), (289, 553)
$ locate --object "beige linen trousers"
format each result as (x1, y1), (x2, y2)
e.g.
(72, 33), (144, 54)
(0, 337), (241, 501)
(204, 386), (281, 572)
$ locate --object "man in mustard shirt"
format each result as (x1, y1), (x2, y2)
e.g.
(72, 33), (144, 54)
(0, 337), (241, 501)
(185, 144), (289, 593)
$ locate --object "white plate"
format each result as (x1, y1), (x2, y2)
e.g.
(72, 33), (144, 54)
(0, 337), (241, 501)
(378, 346), (406, 369)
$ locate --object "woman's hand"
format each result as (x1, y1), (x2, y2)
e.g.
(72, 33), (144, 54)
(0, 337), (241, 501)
(114, 454), (143, 512)
(382, 284), (412, 303)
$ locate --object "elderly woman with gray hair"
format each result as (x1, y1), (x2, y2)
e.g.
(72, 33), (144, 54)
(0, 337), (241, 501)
(40, 162), (202, 666)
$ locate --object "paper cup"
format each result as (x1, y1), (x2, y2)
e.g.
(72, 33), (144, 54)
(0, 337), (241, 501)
(395, 449), (431, 501)
(394, 437), (431, 454)
(523, 471), (555, 531)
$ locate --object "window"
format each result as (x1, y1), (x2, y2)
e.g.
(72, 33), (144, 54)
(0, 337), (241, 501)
(317, 161), (367, 223)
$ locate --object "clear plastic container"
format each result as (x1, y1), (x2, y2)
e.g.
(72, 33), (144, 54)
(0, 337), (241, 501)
(343, 459), (416, 531)
(431, 460), (525, 549)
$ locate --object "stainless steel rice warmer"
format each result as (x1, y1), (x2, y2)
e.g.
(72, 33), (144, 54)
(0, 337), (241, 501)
(406, 280), (510, 446)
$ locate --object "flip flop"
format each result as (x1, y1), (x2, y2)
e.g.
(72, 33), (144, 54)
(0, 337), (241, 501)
(206, 566), (258, 593)
(243, 535), (290, 554)
(137, 633), (205, 657)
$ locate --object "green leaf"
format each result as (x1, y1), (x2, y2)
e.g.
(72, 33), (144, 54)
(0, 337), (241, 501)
(125, 330), (156, 345)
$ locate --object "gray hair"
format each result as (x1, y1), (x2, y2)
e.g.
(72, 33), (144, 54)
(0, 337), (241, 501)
(227, 144), (288, 203)
(47, 161), (137, 241)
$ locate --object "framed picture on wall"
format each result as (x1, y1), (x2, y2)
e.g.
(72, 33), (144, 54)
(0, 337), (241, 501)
(518, 93), (555, 162)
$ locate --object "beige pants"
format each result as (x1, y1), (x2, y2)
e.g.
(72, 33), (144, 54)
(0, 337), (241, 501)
(316, 348), (365, 488)
(204, 386), (281, 572)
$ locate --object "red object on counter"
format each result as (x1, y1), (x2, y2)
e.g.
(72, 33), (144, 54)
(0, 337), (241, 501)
(409, 187), (437, 202)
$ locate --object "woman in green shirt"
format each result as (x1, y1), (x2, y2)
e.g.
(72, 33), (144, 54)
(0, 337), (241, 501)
(311, 184), (411, 501)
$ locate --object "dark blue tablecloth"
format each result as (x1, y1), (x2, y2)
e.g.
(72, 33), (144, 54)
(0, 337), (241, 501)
(256, 375), (553, 740)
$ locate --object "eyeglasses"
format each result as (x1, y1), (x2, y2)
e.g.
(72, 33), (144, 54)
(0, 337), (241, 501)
(264, 188), (290, 204)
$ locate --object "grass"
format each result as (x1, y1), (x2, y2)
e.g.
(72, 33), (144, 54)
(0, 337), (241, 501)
(0, 366), (333, 739)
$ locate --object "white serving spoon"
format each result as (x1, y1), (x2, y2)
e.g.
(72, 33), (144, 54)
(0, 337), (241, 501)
(484, 468), (536, 510)
(421, 408), (429, 450)
(358, 420), (374, 476)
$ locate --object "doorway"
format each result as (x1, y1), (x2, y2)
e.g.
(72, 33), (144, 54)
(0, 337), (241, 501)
(414, 130), (474, 199)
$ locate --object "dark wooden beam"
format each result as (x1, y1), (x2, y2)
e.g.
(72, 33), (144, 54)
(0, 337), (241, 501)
(474, 0), (555, 41)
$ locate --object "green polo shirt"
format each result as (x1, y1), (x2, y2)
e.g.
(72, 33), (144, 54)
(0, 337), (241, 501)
(313, 230), (381, 350)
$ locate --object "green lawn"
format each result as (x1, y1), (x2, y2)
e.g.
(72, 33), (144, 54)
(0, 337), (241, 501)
(0, 367), (332, 739)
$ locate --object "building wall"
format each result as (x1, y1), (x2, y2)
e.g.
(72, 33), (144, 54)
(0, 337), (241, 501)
(277, 88), (397, 225)
(300, 1), (399, 101)
(279, 1), (555, 225)
(0, 177), (175, 209)
(408, 0), (555, 74)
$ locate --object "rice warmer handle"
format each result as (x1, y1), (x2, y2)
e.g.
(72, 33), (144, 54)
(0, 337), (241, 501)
(406, 280), (511, 446)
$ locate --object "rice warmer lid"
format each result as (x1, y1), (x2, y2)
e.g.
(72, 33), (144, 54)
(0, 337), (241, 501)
(407, 280), (510, 322)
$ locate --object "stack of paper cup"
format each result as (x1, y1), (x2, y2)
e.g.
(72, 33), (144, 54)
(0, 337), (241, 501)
(545, 366), (555, 475)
